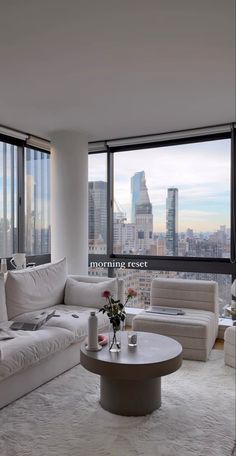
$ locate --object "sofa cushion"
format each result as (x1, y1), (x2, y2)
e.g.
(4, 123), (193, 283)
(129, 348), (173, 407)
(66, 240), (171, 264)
(0, 273), (7, 321)
(13, 304), (110, 342)
(133, 309), (217, 339)
(133, 308), (218, 361)
(5, 258), (67, 319)
(0, 324), (74, 381)
(64, 277), (118, 309)
(151, 278), (218, 313)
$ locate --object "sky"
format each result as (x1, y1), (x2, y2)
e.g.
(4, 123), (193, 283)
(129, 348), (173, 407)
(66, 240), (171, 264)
(89, 138), (231, 232)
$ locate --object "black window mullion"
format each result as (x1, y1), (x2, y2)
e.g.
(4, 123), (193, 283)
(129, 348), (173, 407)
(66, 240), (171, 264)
(17, 144), (25, 253)
(230, 125), (236, 264)
(107, 148), (113, 257)
(10, 144), (16, 253)
(33, 150), (38, 254)
(2, 143), (7, 257)
(41, 152), (45, 254)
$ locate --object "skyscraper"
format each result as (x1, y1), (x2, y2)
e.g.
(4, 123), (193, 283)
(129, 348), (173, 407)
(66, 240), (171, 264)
(166, 188), (178, 255)
(88, 181), (107, 243)
(131, 171), (145, 223)
(135, 173), (153, 254)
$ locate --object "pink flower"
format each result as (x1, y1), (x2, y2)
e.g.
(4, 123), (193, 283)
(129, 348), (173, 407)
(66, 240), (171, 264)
(127, 288), (137, 297)
(102, 290), (111, 298)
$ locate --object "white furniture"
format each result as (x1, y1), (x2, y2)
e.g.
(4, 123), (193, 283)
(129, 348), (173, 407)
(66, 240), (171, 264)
(218, 317), (233, 340)
(224, 325), (236, 368)
(124, 307), (143, 326)
(133, 278), (219, 361)
(0, 259), (124, 409)
(80, 331), (182, 416)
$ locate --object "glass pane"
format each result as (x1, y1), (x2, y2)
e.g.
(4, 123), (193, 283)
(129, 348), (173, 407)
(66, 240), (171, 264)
(25, 148), (51, 255)
(88, 154), (107, 254)
(115, 269), (231, 317)
(0, 141), (18, 257)
(88, 267), (108, 278)
(114, 139), (231, 258)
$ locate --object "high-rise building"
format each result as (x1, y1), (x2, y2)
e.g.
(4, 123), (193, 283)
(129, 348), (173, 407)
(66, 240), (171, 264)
(166, 188), (178, 255)
(113, 202), (135, 254)
(113, 218), (136, 254)
(131, 171), (145, 223)
(135, 173), (153, 254)
(186, 228), (194, 239)
(88, 181), (107, 243)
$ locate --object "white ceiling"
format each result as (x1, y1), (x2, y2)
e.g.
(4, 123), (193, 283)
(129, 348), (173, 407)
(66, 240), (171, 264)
(0, 0), (235, 141)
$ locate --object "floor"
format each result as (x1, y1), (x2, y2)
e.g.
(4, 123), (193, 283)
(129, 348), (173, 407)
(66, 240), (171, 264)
(214, 338), (224, 350)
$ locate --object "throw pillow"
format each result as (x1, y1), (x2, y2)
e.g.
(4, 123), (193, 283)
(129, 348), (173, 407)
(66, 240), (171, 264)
(64, 277), (118, 309)
(6, 258), (67, 319)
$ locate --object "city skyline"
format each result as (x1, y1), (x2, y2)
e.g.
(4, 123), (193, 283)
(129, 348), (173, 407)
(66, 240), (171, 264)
(89, 138), (230, 232)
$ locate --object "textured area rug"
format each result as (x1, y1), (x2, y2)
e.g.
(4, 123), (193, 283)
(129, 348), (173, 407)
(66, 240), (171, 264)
(0, 351), (235, 456)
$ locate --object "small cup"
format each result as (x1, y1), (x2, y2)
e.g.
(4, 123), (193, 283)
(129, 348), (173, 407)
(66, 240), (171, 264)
(127, 331), (137, 347)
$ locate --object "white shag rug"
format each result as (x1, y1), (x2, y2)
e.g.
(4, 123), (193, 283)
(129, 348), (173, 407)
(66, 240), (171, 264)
(0, 351), (235, 456)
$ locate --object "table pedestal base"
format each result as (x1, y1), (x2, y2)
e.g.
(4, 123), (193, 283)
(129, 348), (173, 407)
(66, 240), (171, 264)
(100, 376), (161, 416)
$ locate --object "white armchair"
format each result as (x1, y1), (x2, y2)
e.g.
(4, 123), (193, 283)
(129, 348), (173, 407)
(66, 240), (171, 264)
(133, 278), (219, 361)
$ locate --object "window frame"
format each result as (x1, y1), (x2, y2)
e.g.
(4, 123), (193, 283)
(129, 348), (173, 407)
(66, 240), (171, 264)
(88, 126), (236, 282)
(88, 150), (109, 254)
(0, 134), (51, 267)
(24, 146), (51, 257)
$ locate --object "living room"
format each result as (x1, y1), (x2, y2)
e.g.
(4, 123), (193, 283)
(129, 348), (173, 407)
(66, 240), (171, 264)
(0, 1), (235, 455)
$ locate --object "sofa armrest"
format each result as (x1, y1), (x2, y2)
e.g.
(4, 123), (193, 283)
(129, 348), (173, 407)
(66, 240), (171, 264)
(67, 275), (125, 304)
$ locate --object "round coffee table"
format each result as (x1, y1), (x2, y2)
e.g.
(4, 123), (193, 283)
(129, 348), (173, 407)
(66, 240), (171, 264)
(80, 331), (182, 416)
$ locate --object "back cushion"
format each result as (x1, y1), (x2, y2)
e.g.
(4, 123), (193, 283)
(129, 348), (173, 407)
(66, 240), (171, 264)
(151, 278), (218, 313)
(0, 273), (8, 321)
(6, 258), (67, 319)
(64, 277), (118, 309)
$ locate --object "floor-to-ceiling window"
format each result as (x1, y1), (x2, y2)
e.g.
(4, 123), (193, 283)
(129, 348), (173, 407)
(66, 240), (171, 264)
(113, 139), (231, 258)
(88, 153), (107, 253)
(88, 151), (108, 277)
(0, 140), (18, 257)
(88, 125), (236, 316)
(0, 133), (51, 266)
(24, 148), (50, 255)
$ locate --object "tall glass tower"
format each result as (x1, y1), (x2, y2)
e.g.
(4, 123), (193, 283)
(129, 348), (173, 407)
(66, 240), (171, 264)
(134, 173), (153, 254)
(88, 181), (107, 242)
(166, 188), (178, 255)
(131, 171), (145, 223)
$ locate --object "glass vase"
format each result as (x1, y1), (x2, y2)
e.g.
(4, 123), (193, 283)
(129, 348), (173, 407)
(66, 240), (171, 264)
(109, 325), (121, 352)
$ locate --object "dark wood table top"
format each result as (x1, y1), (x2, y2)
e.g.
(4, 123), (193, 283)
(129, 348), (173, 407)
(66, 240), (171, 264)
(80, 332), (182, 380)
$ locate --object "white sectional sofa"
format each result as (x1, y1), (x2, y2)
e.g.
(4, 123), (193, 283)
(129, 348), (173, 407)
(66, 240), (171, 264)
(0, 258), (124, 409)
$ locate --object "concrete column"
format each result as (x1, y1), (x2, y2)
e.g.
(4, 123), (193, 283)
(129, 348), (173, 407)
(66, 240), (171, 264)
(50, 131), (88, 274)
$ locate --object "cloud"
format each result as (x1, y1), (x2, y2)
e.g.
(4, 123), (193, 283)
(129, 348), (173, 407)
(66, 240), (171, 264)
(114, 139), (230, 187)
(89, 154), (107, 181)
(89, 138), (231, 231)
(180, 209), (219, 218)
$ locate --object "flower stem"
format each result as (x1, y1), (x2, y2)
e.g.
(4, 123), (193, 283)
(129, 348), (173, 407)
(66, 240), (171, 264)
(109, 330), (117, 350)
